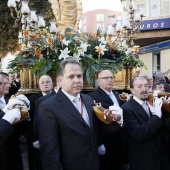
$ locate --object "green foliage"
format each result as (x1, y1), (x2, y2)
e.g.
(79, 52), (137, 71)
(8, 29), (145, 86)
(0, 0), (54, 57)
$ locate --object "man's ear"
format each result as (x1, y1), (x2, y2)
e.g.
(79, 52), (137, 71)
(130, 88), (134, 95)
(58, 76), (62, 84)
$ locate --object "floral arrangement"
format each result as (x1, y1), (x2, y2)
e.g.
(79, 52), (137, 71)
(8, 28), (144, 85)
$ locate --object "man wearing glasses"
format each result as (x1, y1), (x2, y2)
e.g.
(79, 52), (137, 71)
(88, 70), (125, 170)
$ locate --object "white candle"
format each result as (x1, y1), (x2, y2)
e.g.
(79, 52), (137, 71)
(38, 16), (45, 28)
(30, 10), (37, 22)
(7, 0), (16, 8)
(50, 22), (58, 33)
(21, 1), (30, 15)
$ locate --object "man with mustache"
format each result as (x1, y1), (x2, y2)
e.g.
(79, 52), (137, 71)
(122, 76), (170, 170)
(37, 58), (99, 170)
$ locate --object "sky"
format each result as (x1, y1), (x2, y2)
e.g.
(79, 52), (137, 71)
(81, 0), (123, 13)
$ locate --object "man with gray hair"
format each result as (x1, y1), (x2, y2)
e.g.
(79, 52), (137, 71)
(143, 74), (153, 92)
(0, 73), (23, 170)
(27, 75), (53, 170)
(88, 69), (124, 170)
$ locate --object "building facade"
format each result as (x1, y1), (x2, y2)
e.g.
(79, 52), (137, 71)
(122, 0), (170, 76)
(82, 9), (122, 33)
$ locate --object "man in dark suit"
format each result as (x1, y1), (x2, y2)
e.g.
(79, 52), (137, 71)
(31, 75), (61, 170)
(0, 73), (23, 170)
(33, 74), (61, 144)
(5, 72), (20, 99)
(27, 75), (53, 170)
(88, 70), (125, 170)
(0, 108), (22, 146)
(38, 58), (99, 170)
(122, 76), (170, 170)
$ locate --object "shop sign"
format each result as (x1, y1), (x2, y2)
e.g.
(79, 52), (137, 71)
(140, 18), (170, 31)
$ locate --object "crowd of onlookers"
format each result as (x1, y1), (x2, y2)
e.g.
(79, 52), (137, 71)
(1, 61), (170, 170)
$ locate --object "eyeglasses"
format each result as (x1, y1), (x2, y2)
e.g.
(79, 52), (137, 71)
(40, 81), (52, 85)
(99, 76), (114, 80)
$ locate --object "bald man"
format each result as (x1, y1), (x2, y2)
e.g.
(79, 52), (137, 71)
(88, 70), (125, 170)
(27, 75), (53, 170)
(143, 74), (154, 92)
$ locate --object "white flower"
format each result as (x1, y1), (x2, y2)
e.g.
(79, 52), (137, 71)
(62, 37), (70, 46)
(121, 40), (128, 49)
(80, 42), (90, 52)
(111, 36), (117, 43)
(59, 48), (70, 60)
(77, 48), (85, 56)
(95, 43), (107, 55)
(125, 48), (133, 56)
(73, 36), (80, 41)
(73, 53), (81, 61)
(98, 36), (107, 44)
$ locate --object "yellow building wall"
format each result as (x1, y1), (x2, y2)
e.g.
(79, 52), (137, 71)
(139, 53), (152, 75)
(161, 49), (170, 72)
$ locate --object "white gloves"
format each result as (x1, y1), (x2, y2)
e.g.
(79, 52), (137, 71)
(2, 108), (21, 124)
(153, 97), (163, 118)
(109, 105), (123, 126)
(33, 140), (40, 149)
(3, 98), (24, 113)
(153, 90), (161, 97)
(98, 144), (106, 155)
(15, 94), (30, 110)
(3, 95), (30, 113)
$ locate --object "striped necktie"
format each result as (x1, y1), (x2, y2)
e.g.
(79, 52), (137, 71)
(142, 102), (150, 117)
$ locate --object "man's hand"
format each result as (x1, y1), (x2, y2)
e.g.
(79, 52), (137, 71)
(153, 90), (161, 97)
(2, 108), (21, 124)
(109, 105), (123, 126)
(3, 98), (24, 113)
(98, 144), (106, 155)
(153, 97), (163, 118)
(104, 109), (121, 122)
(33, 140), (40, 149)
(15, 94), (30, 109)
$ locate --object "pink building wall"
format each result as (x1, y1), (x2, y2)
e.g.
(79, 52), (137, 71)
(82, 9), (122, 33)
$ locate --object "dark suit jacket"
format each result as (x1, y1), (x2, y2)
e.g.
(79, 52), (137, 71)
(33, 90), (56, 141)
(29, 92), (43, 120)
(0, 119), (14, 147)
(122, 98), (170, 170)
(88, 87), (124, 169)
(88, 87), (123, 136)
(0, 119), (15, 170)
(38, 90), (99, 170)
(0, 100), (24, 170)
